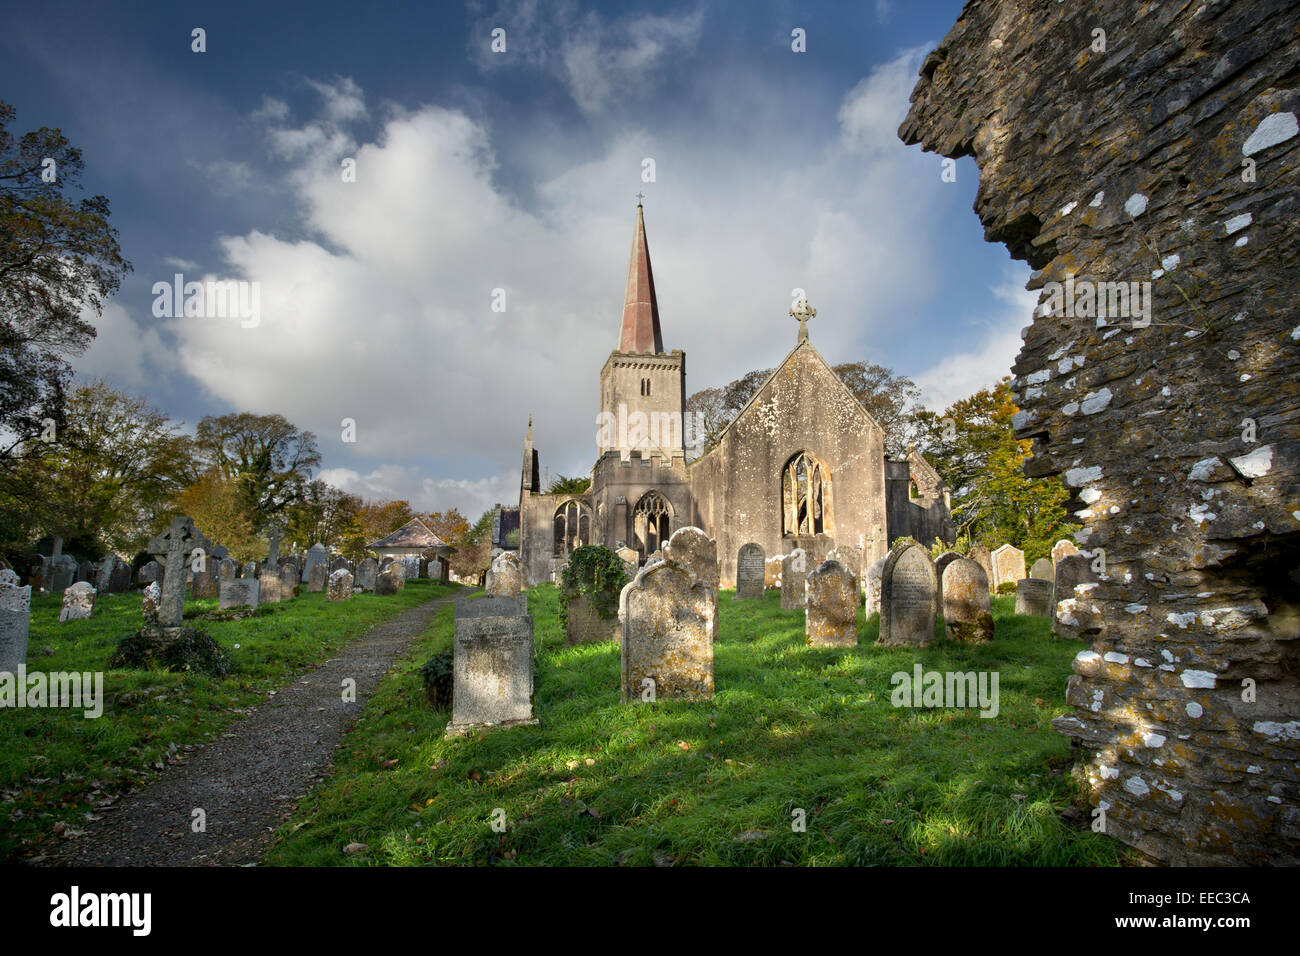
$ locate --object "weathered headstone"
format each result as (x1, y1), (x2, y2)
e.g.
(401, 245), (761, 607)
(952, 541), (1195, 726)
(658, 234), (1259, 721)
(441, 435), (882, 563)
(620, 559), (714, 703)
(307, 562), (328, 593)
(137, 560), (164, 587)
(330, 557), (350, 574)
(990, 544), (1026, 590)
(301, 542), (328, 584)
(735, 542), (766, 600)
(805, 559), (858, 647)
(1030, 557), (1055, 581)
(399, 556), (420, 579)
(876, 543), (938, 647)
(259, 567), (283, 604)
(933, 550), (963, 608)
(219, 557), (237, 583)
(942, 558), (993, 643)
(375, 564), (404, 595)
(0, 569), (18, 586)
(1015, 578), (1053, 616)
(327, 569), (354, 601)
(864, 557), (886, 615)
(59, 581), (96, 623)
(0, 580), (32, 672)
(192, 563), (219, 599)
(446, 598), (537, 736)
(49, 555), (77, 594)
(826, 545), (864, 585)
(663, 527), (718, 640)
(1052, 554), (1099, 639)
(241, 561), (258, 579)
(147, 516), (211, 630)
(485, 550), (523, 597)
(219, 577), (260, 610)
(355, 557), (378, 591)
(1050, 538), (1080, 568)
(764, 556), (783, 589)
(142, 581), (162, 625)
(615, 545), (639, 578)
(279, 561), (298, 600)
(75, 560), (94, 584)
(780, 549), (808, 610)
(969, 543), (995, 593)
(426, 559), (445, 582)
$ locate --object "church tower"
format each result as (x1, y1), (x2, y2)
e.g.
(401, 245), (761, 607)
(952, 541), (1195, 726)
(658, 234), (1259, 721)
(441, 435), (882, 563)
(598, 202), (686, 458)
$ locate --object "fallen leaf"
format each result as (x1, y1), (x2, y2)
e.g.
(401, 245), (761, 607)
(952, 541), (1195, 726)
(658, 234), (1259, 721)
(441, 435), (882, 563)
(343, 842), (368, 854)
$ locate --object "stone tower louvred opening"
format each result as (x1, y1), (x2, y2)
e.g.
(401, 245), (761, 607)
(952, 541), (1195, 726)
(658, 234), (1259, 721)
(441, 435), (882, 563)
(899, 1), (1300, 865)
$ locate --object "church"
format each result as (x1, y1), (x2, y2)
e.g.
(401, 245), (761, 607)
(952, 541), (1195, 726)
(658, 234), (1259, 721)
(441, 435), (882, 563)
(517, 203), (954, 587)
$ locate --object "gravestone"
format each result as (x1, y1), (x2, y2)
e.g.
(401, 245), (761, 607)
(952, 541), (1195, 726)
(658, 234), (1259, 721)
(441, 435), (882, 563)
(620, 559), (714, 703)
(1030, 557), (1055, 581)
(826, 545), (864, 585)
(400, 556), (420, 579)
(1051, 538), (1080, 568)
(219, 577), (260, 610)
(307, 562), (328, 593)
(193, 563), (219, 599)
(780, 549), (808, 610)
(375, 564), (404, 596)
(95, 554), (119, 594)
(616, 545), (639, 578)
(863, 557), (886, 616)
(137, 560), (164, 587)
(0, 580), (32, 672)
(1052, 554), (1099, 639)
(805, 559), (858, 648)
(969, 543), (995, 594)
(663, 527), (718, 640)
(446, 597), (537, 736)
(0, 569), (17, 586)
(735, 543), (766, 600)
(355, 558), (378, 591)
(147, 516), (211, 630)
(933, 550), (963, 608)
(426, 559), (445, 582)
(764, 556), (782, 589)
(942, 558), (993, 643)
(259, 567), (283, 604)
(59, 581), (96, 623)
(1015, 578), (1053, 616)
(75, 560), (94, 584)
(241, 561), (258, 579)
(327, 569), (354, 601)
(876, 543), (938, 647)
(486, 551), (523, 597)
(219, 558), (237, 583)
(330, 557), (351, 574)
(49, 555), (78, 594)
(142, 581), (162, 625)
(301, 542), (328, 584)
(265, 525), (284, 569)
(990, 544), (1026, 590)
(561, 548), (625, 646)
(279, 561), (298, 599)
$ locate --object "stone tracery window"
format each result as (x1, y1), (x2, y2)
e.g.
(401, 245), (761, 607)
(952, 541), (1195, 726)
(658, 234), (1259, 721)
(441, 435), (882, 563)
(632, 491), (672, 559)
(782, 451), (830, 536)
(553, 500), (591, 557)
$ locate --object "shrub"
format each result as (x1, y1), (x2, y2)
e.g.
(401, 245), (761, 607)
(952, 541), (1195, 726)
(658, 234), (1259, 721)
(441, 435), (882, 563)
(419, 651), (454, 710)
(107, 626), (232, 677)
(558, 545), (628, 628)
(996, 581), (1017, 595)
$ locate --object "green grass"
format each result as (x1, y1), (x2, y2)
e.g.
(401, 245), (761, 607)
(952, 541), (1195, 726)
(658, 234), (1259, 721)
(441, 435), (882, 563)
(264, 587), (1126, 866)
(0, 578), (459, 862)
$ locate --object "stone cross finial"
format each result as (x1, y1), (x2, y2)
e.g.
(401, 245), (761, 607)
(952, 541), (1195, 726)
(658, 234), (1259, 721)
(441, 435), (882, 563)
(790, 297), (817, 342)
(265, 524), (284, 568)
(635, 191), (645, 204)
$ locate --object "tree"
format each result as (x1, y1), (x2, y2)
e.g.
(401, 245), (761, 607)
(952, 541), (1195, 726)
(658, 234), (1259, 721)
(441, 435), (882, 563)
(685, 367), (773, 454)
(544, 475), (590, 495)
(0, 102), (131, 463)
(193, 412), (321, 526)
(830, 361), (922, 456)
(6, 381), (195, 558)
(913, 378), (1076, 562)
(425, 508), (471, 547)
(357, 499), (415, 541)
(174, 471), (262, 562)
(283, 479), (362, 553)
(448, 509), (494, 579)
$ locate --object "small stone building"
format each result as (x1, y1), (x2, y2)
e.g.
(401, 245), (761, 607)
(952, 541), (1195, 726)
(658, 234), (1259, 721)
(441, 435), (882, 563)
(367, 518), (454, 579)
(518, 204), (953, 585)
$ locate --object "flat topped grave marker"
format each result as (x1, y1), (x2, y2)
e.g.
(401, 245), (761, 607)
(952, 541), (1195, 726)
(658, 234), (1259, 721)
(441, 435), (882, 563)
(446, 596), (537, 737)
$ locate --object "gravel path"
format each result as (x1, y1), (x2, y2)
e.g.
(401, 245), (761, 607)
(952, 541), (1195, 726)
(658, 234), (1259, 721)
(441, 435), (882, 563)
(45, 593), (460, 867)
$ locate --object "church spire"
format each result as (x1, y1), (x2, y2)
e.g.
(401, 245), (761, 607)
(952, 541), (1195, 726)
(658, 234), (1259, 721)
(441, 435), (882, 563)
(617, 201), (663, 353)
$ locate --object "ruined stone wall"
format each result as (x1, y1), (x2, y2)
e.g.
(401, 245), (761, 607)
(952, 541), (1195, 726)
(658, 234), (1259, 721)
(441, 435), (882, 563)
(900, 0), (1298, 864)
(689, 341), (890, 585)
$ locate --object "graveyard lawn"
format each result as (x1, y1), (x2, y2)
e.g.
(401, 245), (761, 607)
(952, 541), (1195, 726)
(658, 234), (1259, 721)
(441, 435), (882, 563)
(266, 588), (1130, 866)
(0, 580), (458, 862)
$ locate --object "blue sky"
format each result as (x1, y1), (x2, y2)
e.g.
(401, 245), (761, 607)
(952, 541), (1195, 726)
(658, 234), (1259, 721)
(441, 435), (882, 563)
(1, 0), (1033, 517)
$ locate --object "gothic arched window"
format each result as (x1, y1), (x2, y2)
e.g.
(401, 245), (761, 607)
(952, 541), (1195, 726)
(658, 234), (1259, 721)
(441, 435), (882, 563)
(553, 500), (592, 557)
(632, 491), (672, 560)
(782, 451), (831, 537)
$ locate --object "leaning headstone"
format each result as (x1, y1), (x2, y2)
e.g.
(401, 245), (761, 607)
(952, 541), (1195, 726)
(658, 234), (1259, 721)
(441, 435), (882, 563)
(1051, 538), (1080, 568)
(942, 558), (993, 643)
(805, 559), (858, 648)
(735, 542), (766, 600)
(59, 581), (97, 623)
(327, 569), (354, 601)
(375, 563), (405, 596)
(355, 557), (378, 591)
(969, 543), (995, 593)
(137, 560), (164, 587)
(259, 567), (283, 604)
(307, 562), (328, 593)
(301, 542), (328, 584)
(1015, 578), (1053, 616)
(780, 549), (808, 610)
(486, 551), (523, 597)
(0, 579), (32, 672)
(863, 557), (886, 615)
(620, 558), (714, 703)
(445, 596), (538, 736)
(1053, 554), (1099, 639)
(990, 544), (1026, 590)
(876, 543), (938, 647)
(663, 527), (718, 640)
(1030, 557), (1055, 581)
(279, 561), (298, 600)
(147, 516), (211, 629)
(219, 577), (260, 611)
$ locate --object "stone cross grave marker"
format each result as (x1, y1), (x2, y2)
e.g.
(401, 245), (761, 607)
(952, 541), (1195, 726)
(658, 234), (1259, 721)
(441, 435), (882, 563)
(147, 516), (211, 629)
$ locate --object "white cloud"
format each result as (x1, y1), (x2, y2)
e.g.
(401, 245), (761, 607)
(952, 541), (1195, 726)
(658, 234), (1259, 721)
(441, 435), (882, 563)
(321, 465), (517, 517)
(73, 302), (170, 388)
